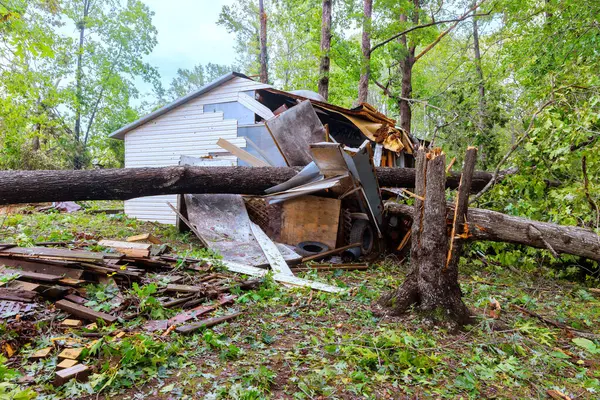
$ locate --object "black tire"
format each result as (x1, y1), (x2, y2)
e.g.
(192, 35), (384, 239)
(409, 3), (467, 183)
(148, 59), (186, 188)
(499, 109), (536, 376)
(295, 241), (330, 257)
(349, 220), (374, 255)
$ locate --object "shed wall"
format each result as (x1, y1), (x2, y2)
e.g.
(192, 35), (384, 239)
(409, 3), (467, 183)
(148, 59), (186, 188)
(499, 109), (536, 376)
(123, 77), (270, 224)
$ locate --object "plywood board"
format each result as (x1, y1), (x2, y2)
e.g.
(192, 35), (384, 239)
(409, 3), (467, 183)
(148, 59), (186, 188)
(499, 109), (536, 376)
(265, 100), (326, 166)
(280, 195), (341, 249)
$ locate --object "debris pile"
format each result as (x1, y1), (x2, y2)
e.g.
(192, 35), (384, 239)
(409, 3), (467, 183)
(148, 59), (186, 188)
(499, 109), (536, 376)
(0, 237), (265, 386)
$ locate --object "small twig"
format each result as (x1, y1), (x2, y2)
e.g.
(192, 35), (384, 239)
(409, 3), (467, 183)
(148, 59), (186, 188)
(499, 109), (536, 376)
(400, 188), (424, 201)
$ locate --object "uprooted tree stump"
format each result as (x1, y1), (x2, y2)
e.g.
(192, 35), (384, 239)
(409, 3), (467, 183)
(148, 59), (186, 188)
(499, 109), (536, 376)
(380, 147), (478, 327)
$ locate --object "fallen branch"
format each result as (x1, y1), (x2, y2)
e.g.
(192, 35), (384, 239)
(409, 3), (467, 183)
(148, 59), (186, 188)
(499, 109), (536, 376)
(512, 304), (600, 340)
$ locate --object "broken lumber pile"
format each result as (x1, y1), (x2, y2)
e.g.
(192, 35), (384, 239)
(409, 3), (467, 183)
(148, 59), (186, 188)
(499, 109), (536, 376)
(0, 165), (497, 205)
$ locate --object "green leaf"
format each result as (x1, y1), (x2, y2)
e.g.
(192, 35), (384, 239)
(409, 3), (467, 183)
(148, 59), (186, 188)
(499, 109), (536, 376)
(572, 338), (599, 354)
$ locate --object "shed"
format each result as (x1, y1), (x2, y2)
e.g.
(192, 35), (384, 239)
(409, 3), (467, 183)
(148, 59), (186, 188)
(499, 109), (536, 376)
(110, 72), (413, 224)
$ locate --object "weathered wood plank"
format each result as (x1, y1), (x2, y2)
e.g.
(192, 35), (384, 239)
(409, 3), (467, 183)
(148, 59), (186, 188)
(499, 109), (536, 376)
(175, 312), (243, 334)
(250, 222), (294, 275)
(55, 300), (117, 324)
(0, 257), (83, 279)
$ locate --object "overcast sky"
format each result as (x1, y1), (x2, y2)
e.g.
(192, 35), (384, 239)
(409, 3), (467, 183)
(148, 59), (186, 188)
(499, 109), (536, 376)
(141, 0), (238, 93)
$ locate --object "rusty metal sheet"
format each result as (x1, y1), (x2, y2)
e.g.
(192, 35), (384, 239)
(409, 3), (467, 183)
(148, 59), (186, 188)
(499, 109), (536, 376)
(265, 100), (326, 166)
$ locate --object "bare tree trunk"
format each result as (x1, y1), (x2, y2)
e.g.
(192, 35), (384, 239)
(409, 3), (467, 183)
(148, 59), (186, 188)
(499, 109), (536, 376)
(357, 0), (372, 104)
(397, 1), (419, 134)
(318, 0), (332, 101)
(0, 166), (497, 205)
(258, 0), (269, 84)
(74, 0), (91, 169)
(380, 149), (473, 327)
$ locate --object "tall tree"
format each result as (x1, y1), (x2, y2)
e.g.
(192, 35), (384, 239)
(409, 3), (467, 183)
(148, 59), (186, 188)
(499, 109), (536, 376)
(357, 0), (372, 104)
(166, 63), (236, 100)
(258, 0), (269, 83)
(318, 0), (332, 100)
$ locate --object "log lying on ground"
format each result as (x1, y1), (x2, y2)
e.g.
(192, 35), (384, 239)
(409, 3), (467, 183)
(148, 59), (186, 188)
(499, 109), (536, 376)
(0, 166), (497, 205)
(386, 202), (600, 262)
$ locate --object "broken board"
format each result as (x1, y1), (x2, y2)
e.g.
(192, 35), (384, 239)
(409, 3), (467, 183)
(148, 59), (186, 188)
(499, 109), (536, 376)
(280, 195), (341, 249)
(250, 222), (293, 275)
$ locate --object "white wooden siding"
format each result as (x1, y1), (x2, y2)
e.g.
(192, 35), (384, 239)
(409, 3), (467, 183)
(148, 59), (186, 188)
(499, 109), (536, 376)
(123, 77), (270, 224)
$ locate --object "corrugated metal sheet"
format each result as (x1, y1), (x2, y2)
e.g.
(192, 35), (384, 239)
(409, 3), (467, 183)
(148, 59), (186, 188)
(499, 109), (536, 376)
(122, 76), (268, 224)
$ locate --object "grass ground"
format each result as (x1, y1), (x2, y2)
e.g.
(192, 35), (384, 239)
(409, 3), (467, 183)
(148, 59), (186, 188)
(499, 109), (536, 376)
(1, 202), (599, 399)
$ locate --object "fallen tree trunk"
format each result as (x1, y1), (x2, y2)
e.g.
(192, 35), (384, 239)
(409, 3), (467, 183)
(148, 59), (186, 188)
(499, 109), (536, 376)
(386, 202), (600, 262)
(0, 166), (496, 205)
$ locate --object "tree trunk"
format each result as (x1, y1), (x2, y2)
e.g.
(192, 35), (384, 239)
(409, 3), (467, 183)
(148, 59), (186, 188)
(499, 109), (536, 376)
(385, 202), (600, 263)
(380, 149), (472, 327)
(397, 1), (419, 135)
(357, 0), (372, 104)
(0, 166), (498, 205)
(318, 0), (332, 101)
(74, 0), (90, 169)
(258, 0), (269, 84)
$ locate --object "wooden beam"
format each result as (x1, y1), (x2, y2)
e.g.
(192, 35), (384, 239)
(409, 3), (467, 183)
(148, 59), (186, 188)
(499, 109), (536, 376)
(217, 138), (270, 167)
(55, 300), (117, 324)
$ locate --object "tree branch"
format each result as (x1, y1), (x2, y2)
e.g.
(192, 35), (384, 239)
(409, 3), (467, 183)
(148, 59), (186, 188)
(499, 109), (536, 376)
(470, 100), (554, 203)
(414, 1), (488, 61)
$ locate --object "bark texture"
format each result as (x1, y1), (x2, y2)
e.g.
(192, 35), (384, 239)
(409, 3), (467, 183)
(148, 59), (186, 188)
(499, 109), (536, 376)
(381, 150), (472, 327)
(0, 166), (499, 205)
(258, 0), (269, 84)
(318, 0), (332, 101)
(357, 0), (372, 104)
(386, 202), (600, 263)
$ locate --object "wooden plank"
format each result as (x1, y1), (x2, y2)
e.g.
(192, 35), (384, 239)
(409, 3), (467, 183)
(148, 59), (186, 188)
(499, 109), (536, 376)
(56, 359), (79, 370)
(249, 222), (294, 275)
(0, 257), (83, 279)
(0, 247), (105, 262)
(53, 364), (90, 386)
(64, 294), (88, 305)
(30, 347), (52, 359)
(0, 267), (62, 282)
(61, 319), (83, 327)
(217, 138), (270, 167)
(8, 280), (39, 292)
(55, 300), (117, 324)
(58, 348), (83, 360)
(126, 233), (161, 244)
(165, 284), (203, 293)
(280, 196), (341, 249)
(98, 240), (151, 250)
(237, 91), (275, 120)
(175, 312), (243, 334)
(168, 295), (236, 326)
(0, 288), (37, 302)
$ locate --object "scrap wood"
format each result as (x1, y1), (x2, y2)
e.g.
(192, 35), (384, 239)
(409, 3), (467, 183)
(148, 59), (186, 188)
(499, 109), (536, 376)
(167, 202), (209, 248)
(511, 304), (600, 339)
(56, 359), (78, 370)
(0, 267), (62, 283)
(127, 233), (161, 244)
(167, 295), (236, 326)
(301, 242), (361, 263)
(547, 390), (572, 400)
(165, 284), (203, 293)
(292, 263), (369, 272)
(53, 364), (90, 386)
(55, 299), (117, 324)
(0, 256), (83, 279)
(0, 288), (37, 303)
(0, 246), (107, 262)
(175, 311), (244, 334)
(217, 138), (270, 167)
